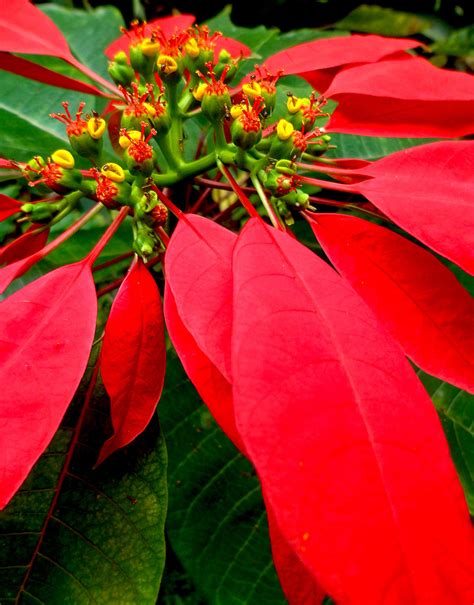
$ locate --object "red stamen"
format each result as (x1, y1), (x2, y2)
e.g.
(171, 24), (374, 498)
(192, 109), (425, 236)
(50, 102), (87, 137)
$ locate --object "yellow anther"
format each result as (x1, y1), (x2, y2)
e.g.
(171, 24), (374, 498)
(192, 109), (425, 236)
(287, 96), (308, 114)
(185, 38), (200, 58)
(242, 81), (262, 100)
(276, 119), (294, 141)
(141, 38), (161, 57)
(230, 104), (244, 119)
(51, 149), (75, 169)
(119, 130), (141, 149)
(101, 162), (125, 183)
(143, 102), (157, 118)
(157, 55), (178, 75)
(87, 117), (106, 140)
(192, 82), (208, 101)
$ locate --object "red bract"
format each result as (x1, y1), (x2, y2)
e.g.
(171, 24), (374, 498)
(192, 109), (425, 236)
(164, 214), (242, 449)
(97, 258), (166, 465)
(0, 52), (109, 96)
(104, 15), (196, 58)
(165, 215), (325, 603)
(231, 218), (474, 603)
(304, 141), (474, 274)
(0, 226), (49, 266)
(324, 56), (474, 137)
(309, 213), (474, 393)
(0, 193), (22, 221)
(0, 261), (97, 509)
(0, 0), (117, 95)
(263, 34), (420, 91)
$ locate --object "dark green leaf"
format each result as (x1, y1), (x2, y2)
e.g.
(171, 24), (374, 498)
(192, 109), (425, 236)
(326, 133), (439, 160)
(159, 350), (285, 605)
(431, 25), (474, 58)
(0, 358), (168, 603)
(417, 370), (474, 513)
(335, 5), (431, 37)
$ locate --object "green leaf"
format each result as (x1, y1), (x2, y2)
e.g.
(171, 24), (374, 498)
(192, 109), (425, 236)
(159, 350), (285, 605)
(431, 25), (474, 58)
(0, 358), (168, 604)
(335, 4), (431, 37)
(326, 133), (439, 160)
(40, 4), (124, 80)
(417, 370), (474, 514)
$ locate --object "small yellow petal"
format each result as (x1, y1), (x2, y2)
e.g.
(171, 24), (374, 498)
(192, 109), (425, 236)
(119, 130), (141, 149)
(51, 149), (75, 169)
(242, 81), (262, 99)
(101, 162), (125, 183)
(157, 54), (178, 75)
(276, 119), (294, 141)
(87, 117), (106, 140)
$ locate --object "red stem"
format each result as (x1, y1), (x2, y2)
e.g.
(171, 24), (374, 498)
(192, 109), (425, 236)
(219, 164), (260, 219)
(86, 206), (129, 267)
(92, 251), (134, 273)
(150, 185), (185, 220)
(299, 175), (357, 193)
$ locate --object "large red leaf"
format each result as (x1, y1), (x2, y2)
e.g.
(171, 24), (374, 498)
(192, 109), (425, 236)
(231, 218), (474, 604)
(0, 0), (116, 94)
(105, 15), (196, 59)
(0, 193), (21, 221)
(0, 227), (49, 266)
(354, 141), (474, 275)
(164, 215), (324, 602)
(0, 260), (97, 509)
(309, 213), (474, 393)
(0, 52), (109, 96)
(262, 34), (420, 90)
(97, 258), (166, 464)
(325, 56), (474, 137)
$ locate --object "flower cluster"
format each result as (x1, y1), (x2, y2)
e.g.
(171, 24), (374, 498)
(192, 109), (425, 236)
(1, 4), (474, 604)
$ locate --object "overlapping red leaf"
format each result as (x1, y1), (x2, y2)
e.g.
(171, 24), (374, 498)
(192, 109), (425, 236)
(309, 213), (474, 393)
(97, 258), (166, 465)
(0, 261), (97, 509)
(325, 56), (474, 137)
(164, 215), (324, 603)
(0, 226), (49, 266)
(231, 218), (474, 603)
(0, 193), (21, 222)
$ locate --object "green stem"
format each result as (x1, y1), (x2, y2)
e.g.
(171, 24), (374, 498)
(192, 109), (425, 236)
(250, 172), (285, 231)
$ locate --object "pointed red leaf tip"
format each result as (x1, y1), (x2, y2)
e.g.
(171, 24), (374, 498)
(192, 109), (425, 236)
(353, 140), (474, 275)
(164, 214), (244, 450)
(325, 56), (474, 137)
(105, 14), (196, 58)
(262, 34), (420, 91)
(97, 258), (165, 465)
(0, 0), (116, 95)
(232, 218), (474, 604)
(310, 214), (474, 393)
(0, 52), (108, 96)
(0, 261), (97, 509)
(164, 215), (325, 604)
(0, 193), (21, 222)
(0, 227), (49, 266)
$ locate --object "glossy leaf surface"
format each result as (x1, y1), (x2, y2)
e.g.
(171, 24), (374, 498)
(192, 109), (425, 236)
(0, 261), (97, 509)
(325, 56), (474, 137)
(310, 214), (474, 393)
(0, 366), (167, 603)
(98, 258), (166, 464)
(232, 218), (474, 604)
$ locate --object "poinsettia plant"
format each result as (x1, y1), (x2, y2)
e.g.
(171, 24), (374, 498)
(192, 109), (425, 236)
(0, 1), (474, 603)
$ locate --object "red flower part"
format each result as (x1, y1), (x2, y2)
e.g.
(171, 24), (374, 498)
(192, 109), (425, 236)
(0, 0), (118, 94)
(91, 168), (118, 206)
(189, 24), (222, 52)
(197, 62), (231, 95)
(254, 64), (283, 95)
(120, 121), (156, 163)
(261, 34), (422, 92)
(231, 218), (474, 604)
(0, 194), (22, 222)
(97, 258), (166, 465)
(292, 126), (322, 154)
(237, 95), (266, 132)
(25, 157), (63, 188)
(50, 101), (87, 137)
(105, 14), (196, 58)
(0, 226), (49, 266)
(309, 213), (474, 393)
(324, 56), (474, 137)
